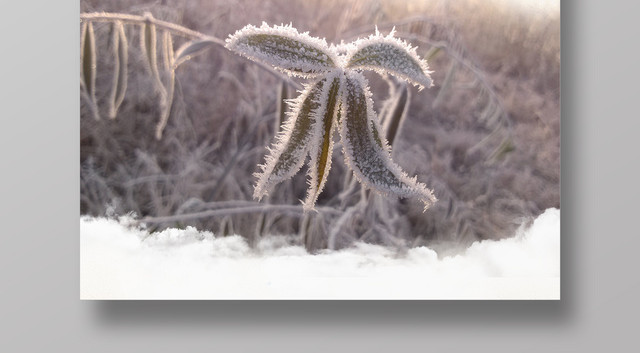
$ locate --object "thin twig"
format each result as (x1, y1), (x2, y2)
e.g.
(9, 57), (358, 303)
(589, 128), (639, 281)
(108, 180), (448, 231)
(81, 12), (214, 40)
(138, 204), (342, 225)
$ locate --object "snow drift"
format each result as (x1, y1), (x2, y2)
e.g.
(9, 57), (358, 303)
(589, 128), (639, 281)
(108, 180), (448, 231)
(80, 208), (560, 300)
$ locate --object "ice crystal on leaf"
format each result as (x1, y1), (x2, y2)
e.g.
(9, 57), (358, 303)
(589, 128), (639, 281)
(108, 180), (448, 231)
(226, 22), (338, 77)
(226, 23), (437, 210)
(340, 72), (437, 208)
(345, 28), (433, 90)
(253, 76), (326, 200)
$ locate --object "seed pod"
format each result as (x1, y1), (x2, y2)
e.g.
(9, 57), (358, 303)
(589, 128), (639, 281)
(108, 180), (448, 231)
(155, 68), (175, 140)
(140, 14), (166, 97)
(81, 21), (100, 120)
(108, 21), (128, 119)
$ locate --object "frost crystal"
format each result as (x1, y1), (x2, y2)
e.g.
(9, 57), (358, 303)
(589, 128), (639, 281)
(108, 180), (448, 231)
(227, 24), (437, 210)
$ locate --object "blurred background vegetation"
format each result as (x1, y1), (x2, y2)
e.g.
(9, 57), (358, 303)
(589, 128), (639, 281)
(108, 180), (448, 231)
(80, 0), (559, 254)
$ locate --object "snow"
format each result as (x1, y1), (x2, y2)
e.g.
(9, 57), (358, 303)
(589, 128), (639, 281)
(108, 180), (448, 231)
(80, 208), (560, 300)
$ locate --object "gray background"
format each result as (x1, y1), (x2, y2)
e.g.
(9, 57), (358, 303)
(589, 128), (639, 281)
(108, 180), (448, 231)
(2, 0), (638, 351)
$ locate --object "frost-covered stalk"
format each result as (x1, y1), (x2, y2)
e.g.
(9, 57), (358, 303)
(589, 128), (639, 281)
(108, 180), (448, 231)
(226, 23), (437, 211)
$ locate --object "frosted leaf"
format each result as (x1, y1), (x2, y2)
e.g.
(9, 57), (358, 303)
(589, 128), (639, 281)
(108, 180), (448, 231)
(345, 29), (433, 90)
(253, 77), (327, 200)
(303, 72), (342, 210)
(339, 72), (437, 209)
(226, 23), (338, 77)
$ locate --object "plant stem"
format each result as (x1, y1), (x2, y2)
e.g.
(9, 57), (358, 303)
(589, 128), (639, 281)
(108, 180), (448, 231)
(138, 204), (341, 225)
